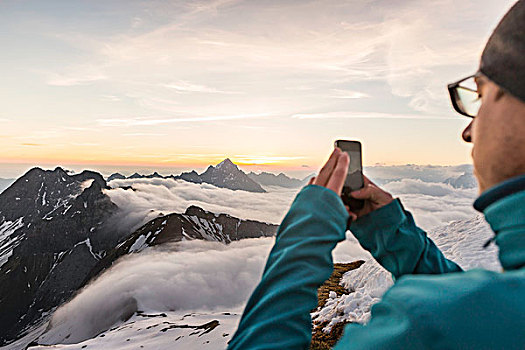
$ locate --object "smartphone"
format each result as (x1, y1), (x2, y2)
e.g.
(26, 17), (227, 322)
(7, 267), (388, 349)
(334, 140), (364, 210)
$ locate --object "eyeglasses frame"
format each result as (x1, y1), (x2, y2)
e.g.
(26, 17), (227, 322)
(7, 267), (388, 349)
(447, 73), (481, 118)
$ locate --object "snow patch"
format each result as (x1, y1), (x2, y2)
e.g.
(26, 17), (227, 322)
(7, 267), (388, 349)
(73, 239), (99, 261)
(0, 217), (25, 267)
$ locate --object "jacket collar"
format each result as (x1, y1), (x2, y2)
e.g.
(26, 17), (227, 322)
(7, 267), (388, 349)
(473, 174), (525, 212)
(475, 174), (525, 271)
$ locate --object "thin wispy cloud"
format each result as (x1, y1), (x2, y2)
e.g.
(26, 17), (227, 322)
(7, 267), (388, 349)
(329, 89), (370, 99)
(62, 127), (95, 131)
(101, 95), (121, 102)
(13, 129), (64, 140)
(96, 113), (272, 127)
(71, 142), (99, 146)
(122, 133), (168, 137)
(47, 73), (108, 86)
(164, 81), (241, 94)
(291, 112), (457, 120)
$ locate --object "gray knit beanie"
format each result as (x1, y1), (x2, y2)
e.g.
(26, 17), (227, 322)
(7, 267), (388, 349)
(480, 0), (525, 103)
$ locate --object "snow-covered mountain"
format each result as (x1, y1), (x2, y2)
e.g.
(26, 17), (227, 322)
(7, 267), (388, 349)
(0, 167), (118, 345)
(0, 167), (278, 348)
(32, 311), (241, 350)
(107, 159), (266, 193)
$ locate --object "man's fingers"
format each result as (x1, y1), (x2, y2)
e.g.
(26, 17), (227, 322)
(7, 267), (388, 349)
(350, 183), (376, 200)
(326, 152), (349, 195)
(314, 148), (341, 187)
(308, 176), (316, 185)
(351, 182), (394, 207)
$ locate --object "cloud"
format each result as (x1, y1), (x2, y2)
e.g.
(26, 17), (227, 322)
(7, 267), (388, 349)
(100, 95), (121, 102)
(385, 178), (460, 197)
(105, 163), (477, 236)
(47, 73), (107, 86)
(164, 80), (241, 94)
(104, 178), (300, 234)
(291, 111), (456, 120)
(122, 133), (168, 137)
(71, 142), (99, 146)
(40, 238), (275, 344)
(365, 164), (472, 184)
(360, 164), (478, 230)
(61, 126), (95, 131)
(96, 113), (272, 127)
(329, 89), (370, 99)
(383, 179), (478, 229)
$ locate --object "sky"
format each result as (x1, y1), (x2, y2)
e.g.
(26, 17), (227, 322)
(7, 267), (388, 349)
(0, 0), (517, 178)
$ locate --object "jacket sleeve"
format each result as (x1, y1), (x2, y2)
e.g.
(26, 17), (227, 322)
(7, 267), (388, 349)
(348, 198), (462, 279)
(227, 184), (349, 350)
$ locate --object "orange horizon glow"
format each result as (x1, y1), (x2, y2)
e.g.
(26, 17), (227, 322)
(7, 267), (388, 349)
(0, 155), (471, 170)
(0, 155), (301, 168)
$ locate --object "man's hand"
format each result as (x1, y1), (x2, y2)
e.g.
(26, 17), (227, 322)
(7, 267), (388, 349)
(307, 148), (393, 222)
(307, 147), (349, 196)
(345, 175), (394, 221)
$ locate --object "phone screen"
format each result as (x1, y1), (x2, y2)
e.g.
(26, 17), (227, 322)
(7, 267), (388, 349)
(335, 140), (363, 191)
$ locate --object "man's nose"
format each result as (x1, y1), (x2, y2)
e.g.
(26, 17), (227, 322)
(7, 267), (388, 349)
(462, 120), (473, 143)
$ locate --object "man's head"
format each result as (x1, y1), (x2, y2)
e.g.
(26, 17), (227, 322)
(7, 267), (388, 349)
(454, 0), (525, 193)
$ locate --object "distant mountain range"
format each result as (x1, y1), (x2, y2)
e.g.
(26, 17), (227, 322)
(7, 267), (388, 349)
(247, 171), (307, 188)
(107, 158), (310, 193)
(0, 167), (278, 346)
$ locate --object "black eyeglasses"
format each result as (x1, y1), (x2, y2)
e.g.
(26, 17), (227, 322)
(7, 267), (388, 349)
(447, 73), (482, 118)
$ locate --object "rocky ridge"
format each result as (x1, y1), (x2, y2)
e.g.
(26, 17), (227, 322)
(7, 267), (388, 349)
(106, 158), (308, 192)
(0, 167), (119, 344)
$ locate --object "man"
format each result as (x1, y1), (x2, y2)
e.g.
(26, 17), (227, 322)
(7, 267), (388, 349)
(227, 1), (524, 349)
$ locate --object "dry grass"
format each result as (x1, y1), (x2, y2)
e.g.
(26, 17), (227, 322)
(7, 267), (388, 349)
(310, 261), (365, 350)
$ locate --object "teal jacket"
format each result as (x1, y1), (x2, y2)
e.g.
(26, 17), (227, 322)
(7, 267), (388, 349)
(227, 174), (525, 349)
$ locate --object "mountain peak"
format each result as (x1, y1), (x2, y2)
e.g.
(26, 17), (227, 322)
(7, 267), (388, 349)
(216, 158), (238, 171)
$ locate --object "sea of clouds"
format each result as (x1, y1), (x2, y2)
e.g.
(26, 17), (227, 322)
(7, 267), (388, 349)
(32, 164), (486, 346)
(105, 164), (478, 233)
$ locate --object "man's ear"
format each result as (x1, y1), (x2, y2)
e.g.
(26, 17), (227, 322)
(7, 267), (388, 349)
(494, 85), (505, 101)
